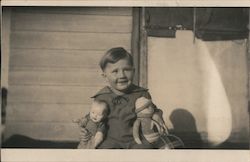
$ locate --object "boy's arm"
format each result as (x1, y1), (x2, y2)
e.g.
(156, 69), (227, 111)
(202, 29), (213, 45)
(93, 121), (107, 148)
(94, 131), (104, 148)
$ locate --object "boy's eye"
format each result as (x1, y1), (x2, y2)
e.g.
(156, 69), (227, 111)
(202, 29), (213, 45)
(124, 68), (133, 72)
(112, 69), (118, 73)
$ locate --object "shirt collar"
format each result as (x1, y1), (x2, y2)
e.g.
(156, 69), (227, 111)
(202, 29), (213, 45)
(91, 84), (148, 98)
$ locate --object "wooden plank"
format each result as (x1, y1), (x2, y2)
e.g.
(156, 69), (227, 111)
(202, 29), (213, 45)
(248, 8), (250, 113)
(4, 122), (80, 141)
(131, 8), (140, 85)
(1, 8), (11, 88)
(11, 48), (106, 56)
(9, 66), (101, 72)
(12, 7), (132, 16)
(139, 8), (148, 88)
(8, 85), (103, 104)
(9, 69), (106, 86)
(9, 49), (104, 69)
(11, 31), (131, 50)
(12, 13), (132, 33)
(6, 103), (90, 122)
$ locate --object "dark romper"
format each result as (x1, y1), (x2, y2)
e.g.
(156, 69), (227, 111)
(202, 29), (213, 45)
(91, 84), (158, 149)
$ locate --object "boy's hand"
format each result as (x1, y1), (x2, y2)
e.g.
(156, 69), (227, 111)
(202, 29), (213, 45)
(152, 112), (168, 134)
(94, 132), (104, 148)
(79, 127), (91, 142)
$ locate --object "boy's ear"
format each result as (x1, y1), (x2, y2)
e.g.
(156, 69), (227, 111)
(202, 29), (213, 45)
(98, 69), (105, 78)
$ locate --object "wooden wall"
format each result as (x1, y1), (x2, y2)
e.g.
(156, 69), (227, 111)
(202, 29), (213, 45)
(4, 7), (133, 141)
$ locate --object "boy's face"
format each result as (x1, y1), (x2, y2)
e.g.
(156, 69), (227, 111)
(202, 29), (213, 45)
(102, 58), (134, 92)
(90, 103), (106, 123)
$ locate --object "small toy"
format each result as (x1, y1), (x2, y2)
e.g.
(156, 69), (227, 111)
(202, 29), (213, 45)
(133, 97), (163, 145)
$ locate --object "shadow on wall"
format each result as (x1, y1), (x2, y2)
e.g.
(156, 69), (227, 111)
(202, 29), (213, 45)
(169, 108), (203, 149)
(2, 88), (8, 123)
(2, 134), (78, 148)
(1, 87), (8, 143)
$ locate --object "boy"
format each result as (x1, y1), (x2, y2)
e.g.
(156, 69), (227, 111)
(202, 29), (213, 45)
(80, 47), (166, 149)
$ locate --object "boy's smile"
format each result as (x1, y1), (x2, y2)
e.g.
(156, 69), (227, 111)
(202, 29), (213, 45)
(102, 59), (134, 93)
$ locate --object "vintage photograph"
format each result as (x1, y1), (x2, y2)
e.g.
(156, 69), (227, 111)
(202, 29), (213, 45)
(1, 6), (249, 151)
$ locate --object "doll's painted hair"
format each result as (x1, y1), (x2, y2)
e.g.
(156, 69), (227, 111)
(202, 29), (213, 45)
(92, 99), (110, 117)
(99, 47), (134, 71)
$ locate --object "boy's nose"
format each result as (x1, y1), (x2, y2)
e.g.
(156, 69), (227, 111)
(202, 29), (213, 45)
(117, 70), (125, 78)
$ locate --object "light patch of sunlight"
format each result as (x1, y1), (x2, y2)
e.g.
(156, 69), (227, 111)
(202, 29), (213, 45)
(197, 41), (232, 146)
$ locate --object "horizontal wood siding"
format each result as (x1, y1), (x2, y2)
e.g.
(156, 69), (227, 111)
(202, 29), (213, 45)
(9, 69), (105, 86)
(12, 7), (133, 16)
(10, 49), (106, 68)
(11, 32), (131, 50)
(5, 7), (132, 142)
(12, 13), (132, 33)
(8, 85), (102, 104)
(6, 122), (80, 141)
(7, 103), (89, 122)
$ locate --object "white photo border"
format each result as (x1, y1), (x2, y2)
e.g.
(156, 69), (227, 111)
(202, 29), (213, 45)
(1, 1), (250, 162)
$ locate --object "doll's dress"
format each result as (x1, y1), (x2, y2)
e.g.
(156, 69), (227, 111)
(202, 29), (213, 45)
(77, 115), (104, 149)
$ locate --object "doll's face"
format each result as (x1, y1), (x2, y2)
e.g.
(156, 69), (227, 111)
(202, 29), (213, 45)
(90, 102), (106, 123)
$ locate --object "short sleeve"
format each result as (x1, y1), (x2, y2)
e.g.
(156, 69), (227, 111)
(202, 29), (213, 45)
(94, 95), (104, 102)
(93, 94), (110, 105)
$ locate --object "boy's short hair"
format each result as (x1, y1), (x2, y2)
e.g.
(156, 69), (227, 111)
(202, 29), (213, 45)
(99, 47), (133, 71)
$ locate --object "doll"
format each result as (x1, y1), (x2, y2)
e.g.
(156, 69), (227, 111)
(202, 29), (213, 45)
(74, 100), (108, 149)
(133, 97), (164, 145)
